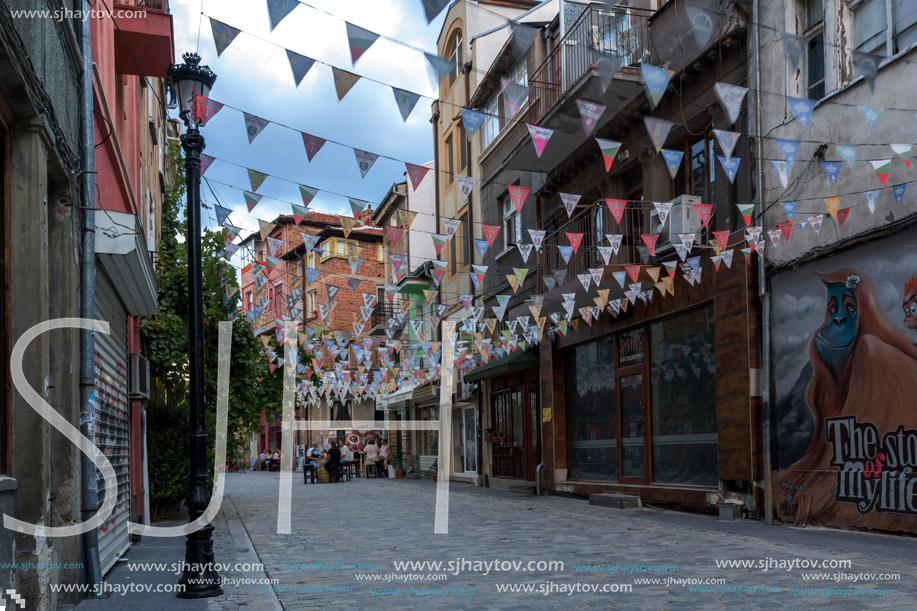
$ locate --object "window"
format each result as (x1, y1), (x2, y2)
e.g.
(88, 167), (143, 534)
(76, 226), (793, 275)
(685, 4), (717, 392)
(320, 238), (359, 261)
(459, 125), (467, 170)
(893, 0), (917, 51)
(480, 59), (527, 151)
(502, 193), (521, 252)
(853, 0), (888, 55)
(306, 290), (317, 317)
(245, 290), (252, 311)
(690, 135), (716, 201)
(649, 307), (717, 486)
(445, 134), (454, 184)
(853, 0), (917, 58)
(565, 336), (618, 481)
(481, 93), (500, 150)
(804, 0), (825, 100)
(447, 30), (463, 87)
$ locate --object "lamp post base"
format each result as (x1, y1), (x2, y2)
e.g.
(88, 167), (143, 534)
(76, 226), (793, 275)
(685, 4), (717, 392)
(176, 523), (223, 598)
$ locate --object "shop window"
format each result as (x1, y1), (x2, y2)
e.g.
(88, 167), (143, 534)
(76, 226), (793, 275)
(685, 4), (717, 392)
(564, 336), (618, 481)
(649, 307), (718, 486)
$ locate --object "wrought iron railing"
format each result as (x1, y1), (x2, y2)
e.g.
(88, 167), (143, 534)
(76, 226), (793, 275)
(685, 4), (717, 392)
(537, 199), (714, 295)
(371, 302), (397, 329)
(528, 4), (651, 124)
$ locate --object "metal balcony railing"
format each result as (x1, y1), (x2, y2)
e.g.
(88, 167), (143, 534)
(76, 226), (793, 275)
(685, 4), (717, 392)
(537, 199), (712, 295)
(528, 4), (651, 124)
(371, 302), (397, 329)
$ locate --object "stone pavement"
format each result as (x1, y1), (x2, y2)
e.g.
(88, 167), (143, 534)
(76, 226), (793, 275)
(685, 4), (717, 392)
(74, 471), (917, 609)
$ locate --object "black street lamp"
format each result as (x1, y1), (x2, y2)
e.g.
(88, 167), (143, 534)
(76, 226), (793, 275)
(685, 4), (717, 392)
(167, 52), (222, 599)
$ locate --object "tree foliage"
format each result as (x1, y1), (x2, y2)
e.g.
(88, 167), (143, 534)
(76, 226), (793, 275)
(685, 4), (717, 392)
(143, 143), (296, 509)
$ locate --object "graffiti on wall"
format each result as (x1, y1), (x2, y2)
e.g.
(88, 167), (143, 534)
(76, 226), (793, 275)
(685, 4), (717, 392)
(772, 230), (917, 532)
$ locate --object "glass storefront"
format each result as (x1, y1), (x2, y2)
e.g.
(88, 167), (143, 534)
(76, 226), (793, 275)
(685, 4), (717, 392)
(565, 336), (618, 481)
(649, 308), (718, 486)
(564, 305), (718, 486)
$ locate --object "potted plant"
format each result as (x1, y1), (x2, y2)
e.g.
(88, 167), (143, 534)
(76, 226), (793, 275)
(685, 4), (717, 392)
(430, 458), (438, 482)
(392, 449), (405, 478)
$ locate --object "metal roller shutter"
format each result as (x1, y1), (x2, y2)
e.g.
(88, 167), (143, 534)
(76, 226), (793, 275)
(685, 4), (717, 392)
(94, 273), (132, 575)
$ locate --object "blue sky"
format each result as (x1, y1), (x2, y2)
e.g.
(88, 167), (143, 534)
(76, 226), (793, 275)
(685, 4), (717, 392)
(170, 0), (447, 235)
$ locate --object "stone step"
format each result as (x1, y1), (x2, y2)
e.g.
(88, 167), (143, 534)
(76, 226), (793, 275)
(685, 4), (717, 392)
(508, 485), (536, 496)
(589, 493), (642, 509)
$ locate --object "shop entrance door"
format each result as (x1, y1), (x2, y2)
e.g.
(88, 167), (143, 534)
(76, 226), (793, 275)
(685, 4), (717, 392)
(618, 371), (647, 482)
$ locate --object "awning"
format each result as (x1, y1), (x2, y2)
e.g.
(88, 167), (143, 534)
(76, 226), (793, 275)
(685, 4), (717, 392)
(463, 348), (539, 383)
(95, 210), (158, 316)
(377, 384), (414, 410)
(412, 381), (439, 405)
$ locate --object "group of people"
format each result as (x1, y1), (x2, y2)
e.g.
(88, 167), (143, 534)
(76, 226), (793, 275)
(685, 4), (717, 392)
(303, 438), (391, 482)
(251, 450), (281, 471)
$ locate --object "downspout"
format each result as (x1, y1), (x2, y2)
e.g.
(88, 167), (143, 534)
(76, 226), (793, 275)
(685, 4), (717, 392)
(78, 1), (103, 594)
(431, 102), (441, 325)
(751, 0), (774, 526)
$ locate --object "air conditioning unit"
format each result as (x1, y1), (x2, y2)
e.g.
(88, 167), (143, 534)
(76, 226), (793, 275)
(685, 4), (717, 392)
(456, 379), (477, 402)
(650, 194), (702, 255)
(129, 353), (151, 400)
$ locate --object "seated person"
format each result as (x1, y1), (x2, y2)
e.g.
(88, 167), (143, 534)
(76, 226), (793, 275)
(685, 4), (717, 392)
(364, 439), (380, 476)
(269, 451), (281, 471)
(378, 440), (390, 477)
(324, 442), (341, 482)
(254, 452), (266, 471)
(338, 440), (352, 472)
(305, 443), (322, 469)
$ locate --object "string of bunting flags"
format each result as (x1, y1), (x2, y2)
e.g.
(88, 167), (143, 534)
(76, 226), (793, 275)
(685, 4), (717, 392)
(207, 0), (917, 403)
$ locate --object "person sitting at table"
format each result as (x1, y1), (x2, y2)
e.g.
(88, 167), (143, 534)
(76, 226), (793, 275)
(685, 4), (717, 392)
(378, 440), (390, 477)
(324, 441), (341, 482)
(270, 450), (281, 471)
(305, 443), (321, 468)
(254, 452), (266, 471)
(338, 440), (353, 478)
(364, 439), (380, 477)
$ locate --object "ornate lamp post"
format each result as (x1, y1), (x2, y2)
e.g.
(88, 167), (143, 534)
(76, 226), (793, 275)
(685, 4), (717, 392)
(167, 52), (222, 599)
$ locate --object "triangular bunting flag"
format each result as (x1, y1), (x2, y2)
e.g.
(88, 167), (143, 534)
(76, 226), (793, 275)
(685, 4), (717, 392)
(576, 99), (605, 136)
(354, 149), (378, 179)
(243, 112), (269, 144)
(210, 18), (241, 56)
(345, 22), (379, 65)
(331, 66), (361, 100)
(285, 49), (314, 87)
(527, 124), (553, 158)
(595, 138), (622, 172)
(301, 133), (326, 161)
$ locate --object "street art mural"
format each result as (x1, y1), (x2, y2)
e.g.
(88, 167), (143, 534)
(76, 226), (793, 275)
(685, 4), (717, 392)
(772, 229), (917, 533)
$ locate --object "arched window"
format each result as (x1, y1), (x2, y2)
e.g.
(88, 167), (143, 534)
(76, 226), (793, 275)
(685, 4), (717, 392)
(446, 29), (463, 86)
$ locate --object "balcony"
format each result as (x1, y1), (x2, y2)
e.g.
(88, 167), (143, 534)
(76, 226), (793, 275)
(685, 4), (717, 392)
(505, 4), (651, 172)
(112, 0), (174, 78)
(529, 4), (650, 124)
(370, 302), (397, 336)
(537, 199), (712, 296)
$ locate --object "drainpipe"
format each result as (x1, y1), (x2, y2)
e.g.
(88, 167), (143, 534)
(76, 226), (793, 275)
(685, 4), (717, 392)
(431, 101), (441, 328)
(751, 0), (774, 526)
(78, 1), (104, 594)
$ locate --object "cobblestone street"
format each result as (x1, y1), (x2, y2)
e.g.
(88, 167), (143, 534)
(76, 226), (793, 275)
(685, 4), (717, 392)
(176, 472), (916, 609)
